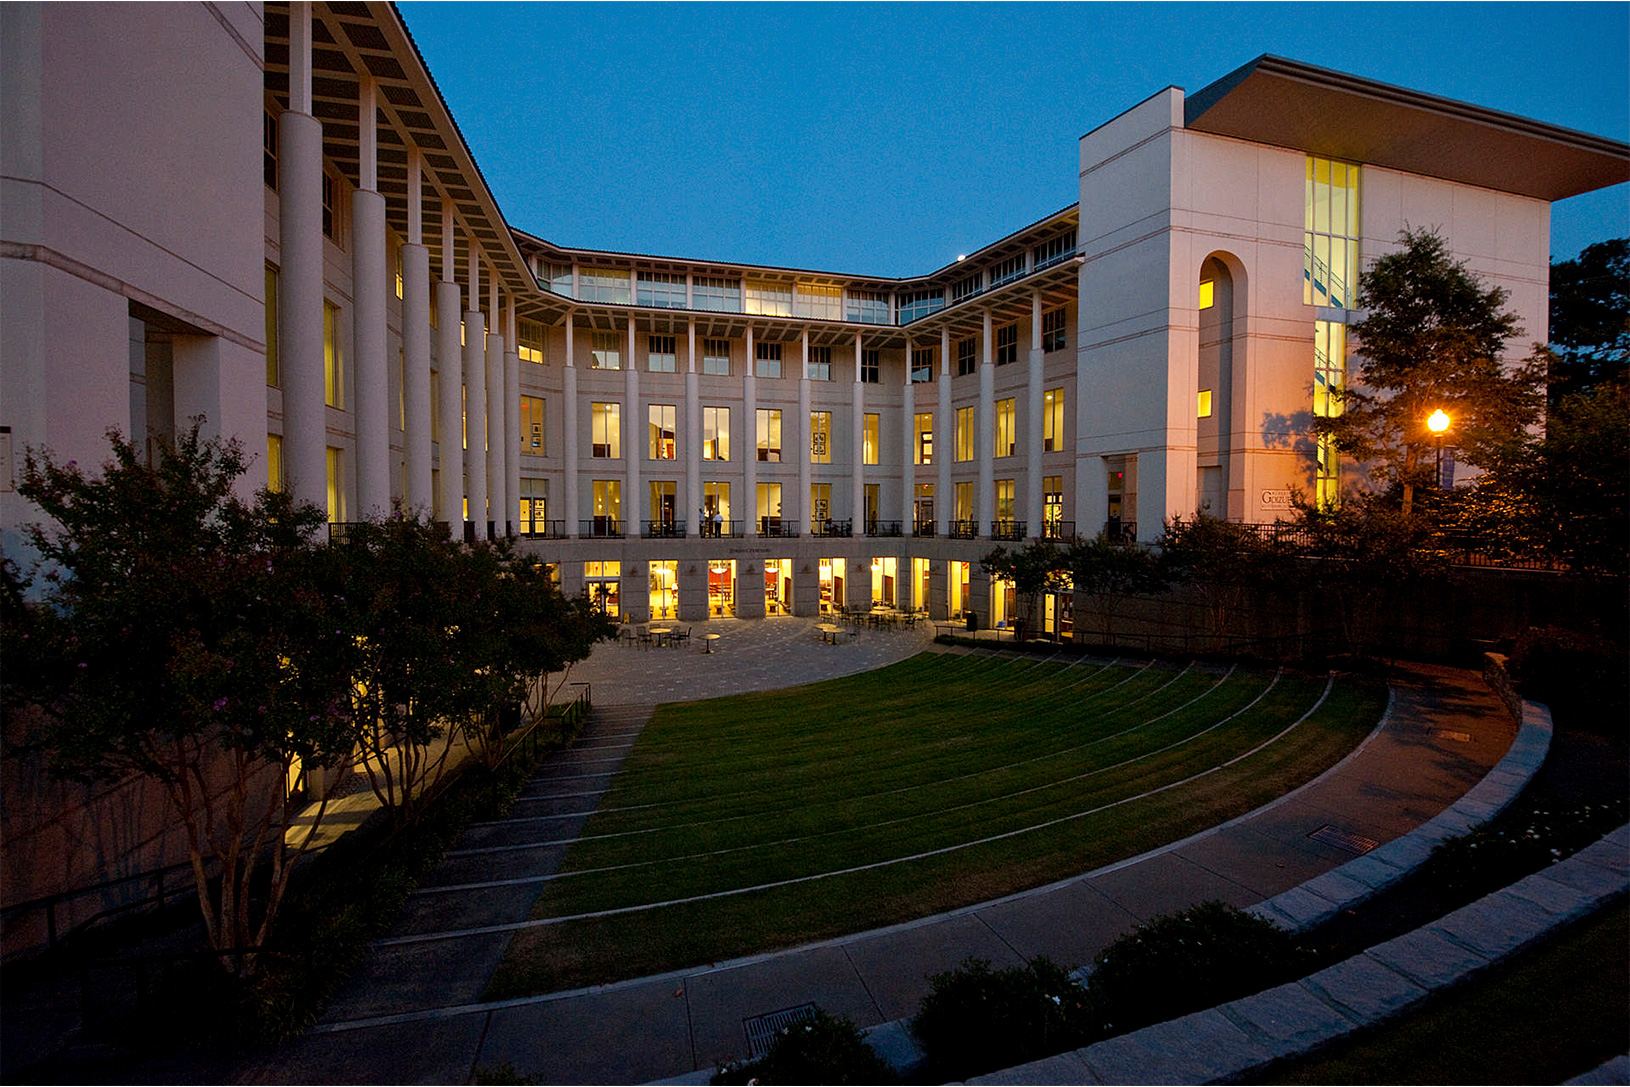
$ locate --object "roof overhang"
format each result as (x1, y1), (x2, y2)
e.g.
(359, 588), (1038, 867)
(1185, 55), (1629, 202)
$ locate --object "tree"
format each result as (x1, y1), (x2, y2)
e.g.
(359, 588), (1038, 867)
(2, 425), (354, 972)
(1158, 515), (1293, 646)
(1064, 534), (1166, 644)
(980, 540), (1067, 640)
(1320, 228), (1546, 515)
(1549, 238), (1629, 404)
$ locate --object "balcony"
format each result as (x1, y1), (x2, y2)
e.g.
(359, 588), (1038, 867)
(1102, 519), (1138, 544)
(811, 518), (853, 538)
(912, 520), (937, 538)
(522, 520), (567, 539)
(696, 518), (744, 539)
(865, 519), (903, 538)
(581, 517), (624, 539)
(950, 520), (979, 540)
(1041, 520), (1076, 542)
(643, 520), (687, 539)
(991, 520), (1027, 541)
(759, 517), (800, 539)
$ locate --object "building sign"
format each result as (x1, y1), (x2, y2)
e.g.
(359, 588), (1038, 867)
(1259, 488), (1294, 510)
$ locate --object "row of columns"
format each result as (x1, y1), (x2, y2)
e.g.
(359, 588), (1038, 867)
(553, 290), (1055, 541)
(277, 3), (515, 537)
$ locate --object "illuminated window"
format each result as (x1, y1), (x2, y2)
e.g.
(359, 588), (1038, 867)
(996, 323), (1018, 366)
(863, 413), (879, 465)
(956, 337), (976, 376)
(1044, 475), (1063, 528)
(914, 413), (933, 465)
(265, 265), (279, 387)
(755, 341), (782, 378)
(648, 334), (676, 373)
(325, 446), (345, 522)
(744, 280), (792, 316)
(517, 319), (545, 364)
(1198, 389), (1213, 418)
(1199, 279), (1215, 310)
(578, 267), (631, 304)
(1043, 388), (1064, 452)
(703, 481), (730, 523)
(393, 236), (403, 299)
(808, 344), (831, 382)
(995, 479), (1015, 521)
(995, 398), (1015, 457)
(649, 479), (677, 526)
(1042, 308), (1066, 352)
(591, 331), (621, 370)
(955, 406), (976, 462)
(323, 300), (343, 407)
(591, 402), (620, 458)
(1314, 320), (1347, 508)
(702, 338), (730, 376)
(519, 477), (547, 533)
(520, 395), (546, 454)
(809, 483), (831, 529)
(1305, 156), (1361, 309)
(794, 282), (841, 320)
(954, 481), (973, 521)
(810, 411), (831, 464)
(591, 482), (621, 531)
(267, 433), (283, 492)
(702, 406), (729, 460)
(649, 403), (676, 460)
(756, 481), (782, 529)
(756, 408), (782, 462)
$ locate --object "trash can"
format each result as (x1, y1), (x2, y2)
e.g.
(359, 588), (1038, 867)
(966, 611), (979, 632)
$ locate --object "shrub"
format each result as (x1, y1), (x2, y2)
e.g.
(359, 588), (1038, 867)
(1428, 799), (1629, 900)
(1084, 901), (1310, 1035)
(910, 957), (1090, 1080)
(1506, 625), (1628, 732)
(712, 1008), (894, 1085)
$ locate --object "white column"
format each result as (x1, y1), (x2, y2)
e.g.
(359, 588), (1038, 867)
(402, 147), (432, 512)
(624, 320), (640, 537)
(563, 317), (579, 537)
(485, 274), (504, 537)
(797, 330), (811, 532)
(743, 325), (757, 537)
(937, 327), (952, 536)
(434, 205), (462, 525)
(851, 332), (864, 527)
(901, 341), (915, 533)
(463, 244), (487, 534)
(1026, 289), (1045, 537)
(978, 311), (994, 537)
(351, 75), (389, 519)
(504, 304), (520, 537)
(686, 318), (700, 534)
(277, 2), (325, 514)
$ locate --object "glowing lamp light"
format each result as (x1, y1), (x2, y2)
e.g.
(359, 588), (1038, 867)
(1427, 409), (1451, 434)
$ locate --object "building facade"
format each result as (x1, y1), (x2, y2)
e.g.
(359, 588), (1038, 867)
(4, 4), (1627, 636)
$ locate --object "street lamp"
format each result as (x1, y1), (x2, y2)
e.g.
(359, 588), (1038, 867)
(1427, 409), (1451, 490)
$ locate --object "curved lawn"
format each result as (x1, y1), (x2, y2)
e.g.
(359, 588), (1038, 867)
(489, 652), (1386, 996)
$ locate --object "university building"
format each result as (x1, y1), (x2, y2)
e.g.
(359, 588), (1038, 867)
(4, 3), (1627, 637)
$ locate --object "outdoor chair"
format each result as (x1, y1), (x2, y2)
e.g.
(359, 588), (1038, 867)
(637, 627), (654, 649)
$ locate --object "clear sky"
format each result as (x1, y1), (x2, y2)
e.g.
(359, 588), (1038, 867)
(400, 2), (1628, 278)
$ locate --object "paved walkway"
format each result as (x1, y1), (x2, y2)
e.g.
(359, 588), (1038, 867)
(233, 623), (1515, 1084)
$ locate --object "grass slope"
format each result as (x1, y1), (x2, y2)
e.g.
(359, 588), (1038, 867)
(488, 653), (1385, 997)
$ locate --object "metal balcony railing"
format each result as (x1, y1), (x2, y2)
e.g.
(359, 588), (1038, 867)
(912, 520), (937, 538)
(866, 520), (903, 538)
(643, 520), (687, 539)
(950, 520), (979, 540)
(758, 517), (800, 538)
(1041, 519), (1076, 542)
(581, 517), (623, 539)
(522, 520), (567, 539)
(991, 520), (1027, 541)
(811, 518), (853, 538)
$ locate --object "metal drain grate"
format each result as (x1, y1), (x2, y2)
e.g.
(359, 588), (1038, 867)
(1436, 729), (1472, 743)
(743, 1003), (818, 1058)
(1309, 825), (1380, 855)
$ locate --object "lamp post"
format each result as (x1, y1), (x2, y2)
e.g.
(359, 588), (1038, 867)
(1427, 409), (1451, 491)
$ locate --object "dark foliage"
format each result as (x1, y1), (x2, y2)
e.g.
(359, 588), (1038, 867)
(911, 957), (1091, 1079)
(712, 1008), (896, 1085)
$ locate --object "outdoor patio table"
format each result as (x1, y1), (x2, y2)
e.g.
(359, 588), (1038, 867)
(648, 626), (673, 647)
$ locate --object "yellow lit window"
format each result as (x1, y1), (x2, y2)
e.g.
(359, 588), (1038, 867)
(1198, 389), (1213, 418)
(323, 301), (343, 408)
(1199, 279), (1215, 310)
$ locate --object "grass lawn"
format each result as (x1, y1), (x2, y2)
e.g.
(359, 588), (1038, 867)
(1256, 901), (1629, 1085)
(488, 652), (1386, 997)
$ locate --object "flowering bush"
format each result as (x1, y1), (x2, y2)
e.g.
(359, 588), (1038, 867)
(711, 1008), (894, 1085)
(1429, 798), (1628, 899)
(1084, 900), (1311, 1035)
(911, 956), (1091, 1080)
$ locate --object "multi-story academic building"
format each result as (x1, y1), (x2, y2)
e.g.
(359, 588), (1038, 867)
(4, 3), (1627, 637)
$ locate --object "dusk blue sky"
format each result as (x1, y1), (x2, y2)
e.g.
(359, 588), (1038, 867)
(400, 2), (1628, 277)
